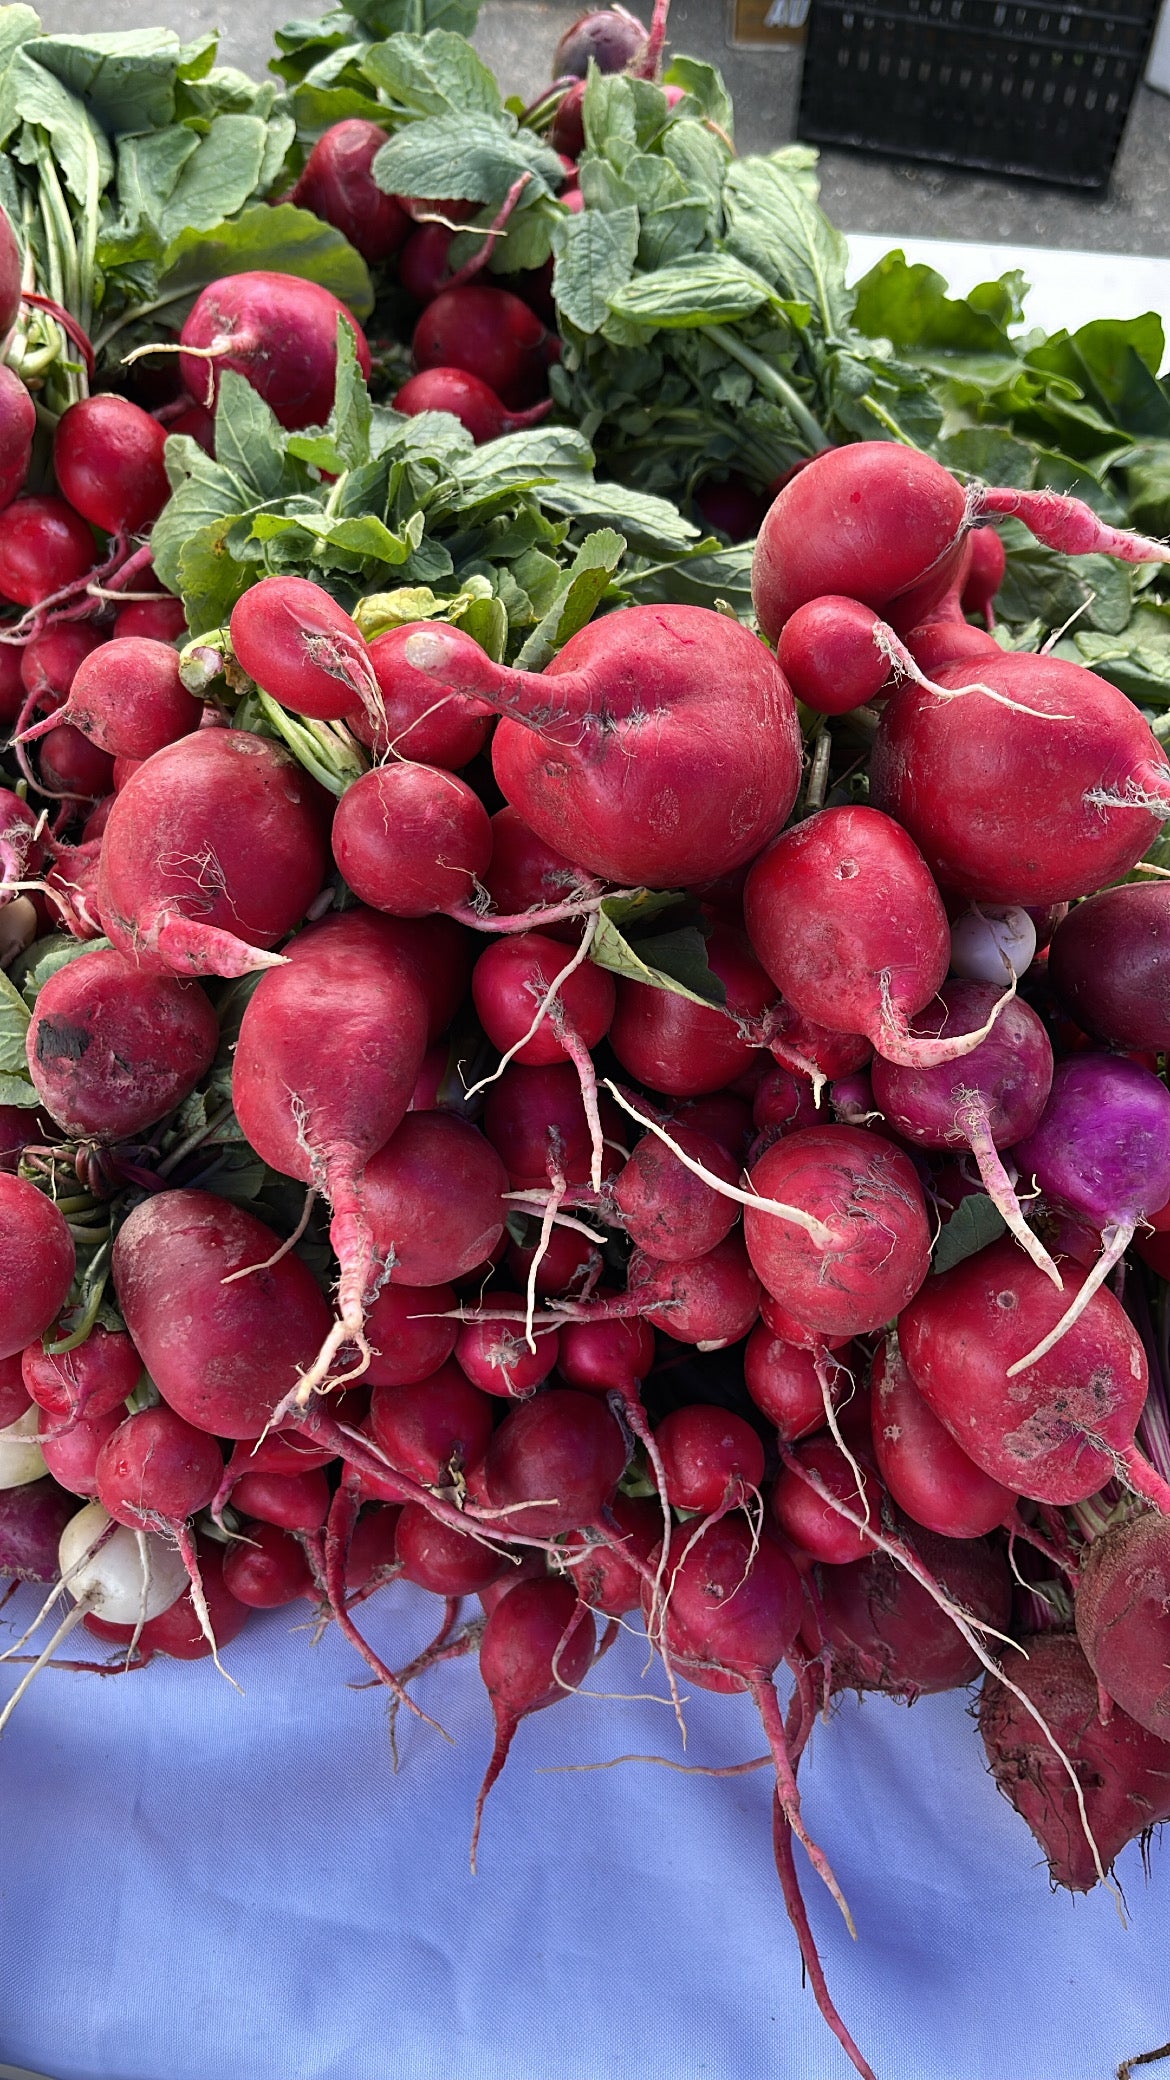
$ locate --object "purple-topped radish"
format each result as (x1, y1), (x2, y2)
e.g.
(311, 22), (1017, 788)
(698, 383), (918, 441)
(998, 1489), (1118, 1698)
(1048, 882), (1170, 1049)
(1009, 1055), (1170, 1371)
(870, 980), (1058, 1285)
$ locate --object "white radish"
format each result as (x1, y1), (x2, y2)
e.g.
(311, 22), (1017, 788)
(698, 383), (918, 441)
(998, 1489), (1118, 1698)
(949, 905), (1036, 985)
(0, 1406), (48, 1490)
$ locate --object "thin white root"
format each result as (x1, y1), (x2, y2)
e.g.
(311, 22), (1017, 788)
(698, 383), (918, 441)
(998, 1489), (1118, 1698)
(462, 917), (599, 1102)
(960, 1103), (1064, 1291)
(601, 1080), (836, 1246)
(874, 623), (1070, 721)
(524, 1173), (566, 1355)
(1005, 1221), (1132, 1376)
(813, 1348), (871, 1528)
(0, 1600), (87, 1736)
(221, 1190), (317, 1284)
(877, 967), (1017, 1070)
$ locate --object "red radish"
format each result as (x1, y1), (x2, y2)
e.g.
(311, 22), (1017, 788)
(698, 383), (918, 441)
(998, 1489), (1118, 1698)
(753, 441), (1170, 642)
(43, 839), (104, 940)
(753, 1064), (820, 1138)
(22, 1326), (142, 1428)
(1048, 883), (1170, 1049)
(609, 924), (775, 1097)
(38, 1403), (123, 1498)
(53, 396), (169, 537)
(694, 472), (770, 543)
(980, 1631), (1170, 1890)
(612, 1123), (739, 1261)
(27, 947), (218, 1139)
(94, 1407), (224, 1643)
(745, 1328), (853, 1444)
(179, 271), (371, 431)
(28, 637), (200, 760)
(554, 7), (651, 73)
(363, 1280), (458, 1385)
(99, 730), (328, 977)
(472, 1575), (595, 1866)
(364, 1111), (507, 1285)
(871, 650), (1170, 904)
(478, 808), (593, 927)
(114, 593), (187, 644)
(225, 1466), (330, 1534)
(869, 980), (1057, 1284)
(565, 1492), (659, 1615)
(332, 761), (492, 917)
(113, 754), (142, 791)
(0, 1177), (75, 1359)
(746, 805), (1013, 1070)
(906, 618), (1002, 675)
(223, 1519), (315, 1606)
(0, 1103), (46, 1172)
(37, 723), (114, 800)
(456, 1299), (560, 1399)
(962, 526), (1006, 626)
(627, 1232), (761, 1348)
(404, 606), (801, 889)
(473, 928), (614, 1063)
(0, 364), (34, 475)
(230, 574), (380, 724)
(20, 625), (103, 708)
(1075, 1510), (1170, 1739)
(817, 1527), (1011, 1695)
(112, 1190), (333, 1440)
(548, 82), (587, 157)
(317, 907), (472, 1043)
(394, 367), (553, 443)
(481, 1387), (626, 1536)
(85, 1537), (249, 1662)
(778, 595), (893, 715)
(231, 910), (429, 1386)
(370, 1361), (495, 1484)
(290, 119), (409, 263)
(346, 1503), (403, 1596)
(767, 993), (872, 1088)
(348, 620), (493, 767)
(675, 1090), (755, 1159)
(556, 1314), (655, 1396)
(164, 398), (215, 452)
(483, 1061), (616, 1188)
(654, 1403), (764, 1511)
(771, 1436), (878, 1565)
(898, 1235), (1160, 1507)
(412, 286), (554, 412)
(507, 1218), (601, 1299)
(743, 1125), (930, 1344)
(0, 1477), (79, 1582)
(0, 1354), (29, 1428)
(395, 1502), (506, 1596)
(398, 223), (459, 304)
(0, 496), (96, 607)
(0, 644), (25, 725)
(870, 1334), (1015, 1538)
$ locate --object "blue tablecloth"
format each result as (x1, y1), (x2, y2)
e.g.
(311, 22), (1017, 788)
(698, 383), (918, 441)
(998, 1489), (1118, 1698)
(0, 1579), (1166, 2080)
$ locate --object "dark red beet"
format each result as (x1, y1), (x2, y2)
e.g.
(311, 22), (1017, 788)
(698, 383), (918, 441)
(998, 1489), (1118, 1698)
(554, 8), (649, 74)
(1048, 883), (1170, 1051)
(1074, 1510), (1170, 1740)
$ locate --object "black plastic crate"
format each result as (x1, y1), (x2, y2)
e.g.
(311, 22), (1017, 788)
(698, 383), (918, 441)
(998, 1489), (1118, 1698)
(797, 0), (1161, 188)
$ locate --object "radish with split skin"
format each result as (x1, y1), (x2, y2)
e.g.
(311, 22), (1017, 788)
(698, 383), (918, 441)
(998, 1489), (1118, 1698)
(402, 605), (802, 889)
(869, 980), (1058, 1285)
(231, 909), (430, 1393)
(99, 730), (329, 978)
(1006, 1054), (1170, 1368)
(472, 1575), (595, 1868)
(290, 120), (409, 264)
(1075, 1509), (1170, 1740)
(745, 805), (1009, 1070)
(870, 650), (1170, 904)
(898, 1235), (1163, 1508)
(178, 272), (372, 432)
(0, 1177), (75, 1360)
(870, 1334), (1016, 1539)
(1048, 882), (1170, 1049)
(230, 575), (381, 725)
(27, 948), (219, 1140)
(53, 395), (170, 537)
(332, 762), (492, 917)
(980, 1631), (1170, 1891)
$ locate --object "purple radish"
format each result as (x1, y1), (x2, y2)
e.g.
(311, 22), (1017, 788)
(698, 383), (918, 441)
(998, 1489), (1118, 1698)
(1048, 883), (1170, 1050)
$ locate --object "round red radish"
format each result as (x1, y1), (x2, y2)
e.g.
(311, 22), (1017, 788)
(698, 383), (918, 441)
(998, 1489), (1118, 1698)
(819, 1526), (1011, 1695)
(37, 1402), (123, 1498)
(231, 575), (377, 724)
(363, 1280), (458, 1386)
(290, 119), (409, 263)
(565, 1492), (658, 1616)
(229, 1467), (331, 1533)
(556, 1315), (655, 1396)
(481, 1388), (627, 1535)
(870, 1333), (1015, 1538)
(348, 620), (493, 767)
(456, 1300), (559, 1400)
(770, 1435), (879, 1565)
(613, 1123), (739, 1262)
(1048, 883), (1170, 1050)
(0, 364), (34, 476)
(364, 1111), (507, 1286)
(1074, 1510), (1170, 1740)
(608, 924), (774, 1097)
(0, 1476), (80, 1583)
(38, 724), (115, 800)
(0, 1177), (75, 1359)
(223, 1520), (314, 1606)
(654, 1403), (765, 1511)
(180, 271), (371, 431)
(55, 638), (201, 760)
(0, 496), (96, 607)
(472, 929), (614, 1065)
(369, 1361), (495, 1484)
(778, 595), (893, 715)
(395, 1503), (506, 1596)
(332, 762), (492, 917)
(412, 285), (553, 412)
(27, 948), (219, 1140)
(394, 367), (553, 443)
(628, 1232), (761, 1348)
(22, 1326), (142, 1426)
(744, 1328), (853, 1443)
(53, 396), (169, 537)
(96, 1405), (222, 1530)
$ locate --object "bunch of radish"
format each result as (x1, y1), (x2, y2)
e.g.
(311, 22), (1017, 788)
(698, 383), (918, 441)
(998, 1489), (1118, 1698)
(5, 394), (1170, 2080)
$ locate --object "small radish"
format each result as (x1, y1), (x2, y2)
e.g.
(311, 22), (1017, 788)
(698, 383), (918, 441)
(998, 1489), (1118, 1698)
(412, 286), (555, 412)
(627, 1232), (761, 1347)
(471, 1575), (595, 1867)
(23, 637), (201, 761)
(113, 592), (188, 644)
(484, 1062), (616, 1189)
(948, 904), (1037, 985)
(369, 1362), (495, 1485)
(565, 1492), (659, 1616)
(0, 1477), (79, 1583)
(609, 922), (775, 1097)
(37, 1403), (122, 1499)
(0, 1405), (49, 1490)
(744, 1328), (854, 1444)
(37, 724), (115, 800)
(85, 1537), (250, 1664)
(347, 621), (493, 769)
(20, 623), (104, 709)
(332, 762), (493, 917)
(98, 729), (329, 977)
(178, 271), (372, 431)
(0, 496), (96, 607)
(230, 574), (381, 724)
(23, 1326), (143, 1429)
(394, 368), (554, 443)
(222, 1520), (315, 1607)
(395, 1502), (506, 1597)
(771, 1436), (879, 1565)
(455, 1297), (560, 1399)
(95, 1403), (224, 1625)
(403, 606), (801, 889)
(0, 364), (34, 478)
(612, 1122), (739, 1261)
(364, 1111), (508, 1286)
(0, 1176), (75, 1359)
(362, 1280), (458, 1386)
(290, 119), (409, 263)
(554, 6), (654, 74)
(961, 526), (1006, 626)
(398, 224), (460, 305)
(694, 472), (770, 543)
(27, 946), (219, 1140)
(1048, 883), (1170, 1050)
(53, 396), (170, 537)
(480, 1387), (627, 1536)
(654, 1404), (765, 1512)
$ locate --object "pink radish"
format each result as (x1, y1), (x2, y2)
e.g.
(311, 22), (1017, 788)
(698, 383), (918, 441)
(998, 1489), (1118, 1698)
(37, 1403), (122, 1498)
(290, 120), (409, 263)
(364, 1111), (507, 1285)
(745, 1328), (854, 1444)
(472, 1575), (595, 1866)
(456, 1299), (560, 1399)
(178, 272), (371, 431)
(98, 729), (329, 977)
(53, 396), (169, 537)
(870, 1334), (1015, 1538)
(556, 1314), (655, 1396)
(231, 909), (430, 1387)
(402, 605), (802, 888)
(27, 947), (219, 1139)
(230, 575), (380, 724)
(332, 762), (492, 916)
(898, 1235), (1163, 1508)
(0, 1177), (75, 1358)
(870, 650), (1170, 903)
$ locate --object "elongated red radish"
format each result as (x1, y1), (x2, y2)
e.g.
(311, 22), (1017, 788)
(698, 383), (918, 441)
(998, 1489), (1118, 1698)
(27, 948), (219, 1139)
(178, 272), (371, 431)
(402, 605), (801, 888)
(333, 762), (492, 916)
(472, 1576), (595, 1867)
(364, 1111), (507, 1285)
(871, 1334), (1015, 1538)
(871, 650), (1170, 903)
(230, 575), (381, 725)
(53, 396), (169, 537)
(99, 730), (329, 978)
(290, 119), (409, 263)
(898, 1235), (1161, 1508)
(231, 910), (429, 1390)
(745, 805), (1012, 1070)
